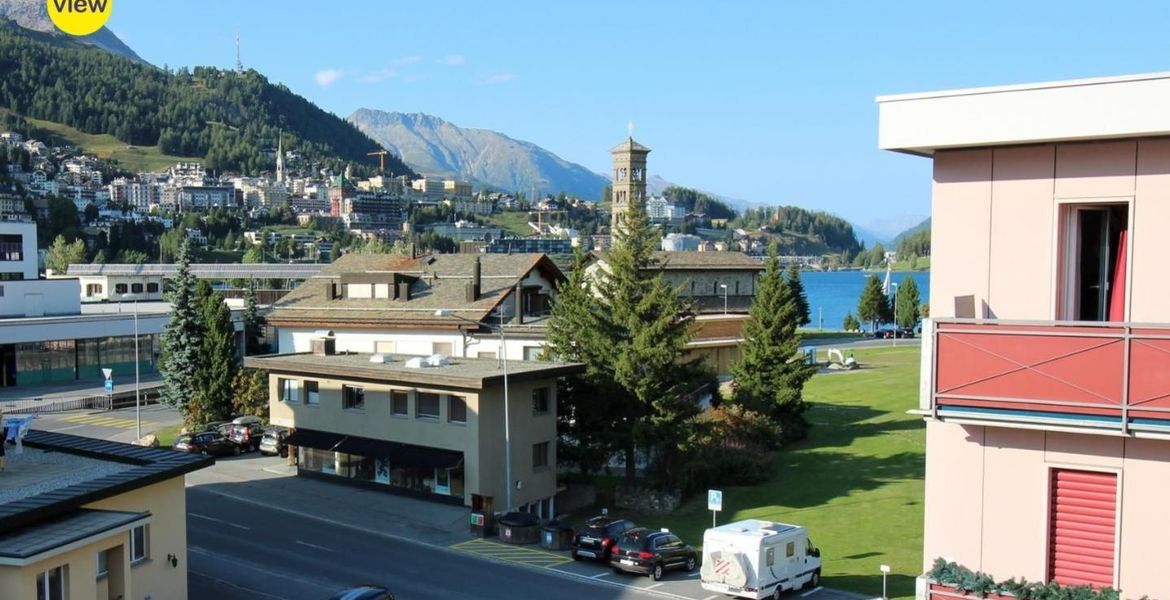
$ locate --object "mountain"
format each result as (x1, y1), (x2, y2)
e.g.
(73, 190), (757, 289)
(857, 214), (929, 245)
(348, 109), (609, 199)
(892, 217), (931, 244)
(0, 0), (144, 63)
(0, 22), (412, 176)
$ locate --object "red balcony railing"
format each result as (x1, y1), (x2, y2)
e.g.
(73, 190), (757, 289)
(931, 319), (1170, 432)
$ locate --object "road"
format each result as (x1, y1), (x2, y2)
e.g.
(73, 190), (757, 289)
(186, 488), (657, 600)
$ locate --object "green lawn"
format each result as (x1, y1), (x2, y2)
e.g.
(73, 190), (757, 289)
(150, 424), (183, 447)
(485, 211), (537, 236)
(587, 346), (924, 599)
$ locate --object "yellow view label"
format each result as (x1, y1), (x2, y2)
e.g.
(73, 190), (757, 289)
(47, 0), (113, 37)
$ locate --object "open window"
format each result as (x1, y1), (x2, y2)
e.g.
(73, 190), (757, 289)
(1059, 203), (1129, 322)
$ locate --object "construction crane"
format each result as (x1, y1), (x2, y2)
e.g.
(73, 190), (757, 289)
(367, 150), (388, 173)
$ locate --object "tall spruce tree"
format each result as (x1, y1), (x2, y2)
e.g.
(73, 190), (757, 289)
(193, 280), (237, 424)
(785, 262), (811, 327)
(857, 274), (889, 334)
(895, 276), (921, 330)
(243, 280), (264, 355)
(731, 242), (815, 443)
(160, 239), (201, 421)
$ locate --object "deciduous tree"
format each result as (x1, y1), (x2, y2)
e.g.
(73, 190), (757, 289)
(44, 235), (86, 274)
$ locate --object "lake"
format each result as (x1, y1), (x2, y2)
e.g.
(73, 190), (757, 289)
(801, 270), (930, 331)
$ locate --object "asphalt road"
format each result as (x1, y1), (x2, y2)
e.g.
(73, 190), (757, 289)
(186, 488), (659, 600)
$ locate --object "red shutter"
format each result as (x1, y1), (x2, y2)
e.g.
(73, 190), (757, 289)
(1049, 469), (1117, 588)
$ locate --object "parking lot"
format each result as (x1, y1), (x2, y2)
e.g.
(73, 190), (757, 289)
(452, 537), (866, 600)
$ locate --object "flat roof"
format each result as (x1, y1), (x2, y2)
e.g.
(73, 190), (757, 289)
(0, 509), (149, 563)
(66, 263), (325, 279)
(877, 71), (1170, 155)
(245, 351), (585, 390)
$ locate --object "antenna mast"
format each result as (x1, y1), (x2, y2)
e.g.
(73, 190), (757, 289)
(235, 32), (243, 73)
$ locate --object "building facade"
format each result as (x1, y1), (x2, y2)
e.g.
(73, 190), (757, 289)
(247, 346), (583, 514)
(610, 137), (650, 230)
(879, 72), (1170, 598)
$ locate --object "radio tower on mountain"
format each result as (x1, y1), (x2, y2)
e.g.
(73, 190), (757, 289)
(235, 33), (243, 73)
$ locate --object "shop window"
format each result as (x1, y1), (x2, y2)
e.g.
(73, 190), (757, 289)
(448, 395), (467, 424)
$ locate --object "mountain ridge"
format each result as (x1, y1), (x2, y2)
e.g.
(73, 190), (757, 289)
(0, 0), (144, 63)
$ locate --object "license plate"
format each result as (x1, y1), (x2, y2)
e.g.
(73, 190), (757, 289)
(580, 536), (596, 543)
(577, 550), (595, 558)
(620, 559), (636, 566)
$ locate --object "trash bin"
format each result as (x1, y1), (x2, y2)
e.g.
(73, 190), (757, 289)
(498, 512), (541, 545)
(541, 520), (575, 551)
(470, 512), (495, 538)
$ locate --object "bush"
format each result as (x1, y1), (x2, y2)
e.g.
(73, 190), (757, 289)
(678, 405), (779, 494)
(677, 445), (773, 495)
(928, 558), (1123, 600)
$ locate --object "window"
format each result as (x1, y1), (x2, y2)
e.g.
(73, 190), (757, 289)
(786, 541), (795, 558)
(146, 282), (159, 293)
(477, 351), (497, 359)
(523, 346), (543, 361)
(343, 385), (365, 410)
(1059, 203), (1129, 321)
(131, 283), (143, 293)
(375, 340), (396, 354)
(532, 388), (549, 414)
(448, 395), (467, 424)
(391, 390), (409, 417)
(432, 341), (453, 356)
(96, 549), (109, 577)
(417, 392), (440, 420)
(86, 283), (103, 296)
(766, 546), (775, 566)
(532, 441), (549, 469)
(279, 378), (299, 403)
(305, 380), (319, 405)
(131, 524), (149, 563)
(36, 565), (64, 600)
(115, 283), (128, 294)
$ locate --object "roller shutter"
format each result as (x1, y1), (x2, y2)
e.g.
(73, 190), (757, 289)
(1048, 469), (1117, 588)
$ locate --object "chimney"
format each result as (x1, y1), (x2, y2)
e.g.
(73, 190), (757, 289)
(514, 282), (523, 325)
(326, 282), (340, 300)
(471, 257), (481, 301)
(311, 337), (336, 356)
(398, 281), (412, 301)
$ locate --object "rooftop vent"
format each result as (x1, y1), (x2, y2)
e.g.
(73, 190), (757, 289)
(404, 356), (426, 369)
(369, 354), (386, 364)
(424, 354), (450, 367)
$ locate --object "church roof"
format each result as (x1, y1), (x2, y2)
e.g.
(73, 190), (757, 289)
(610, 137), (652, 154)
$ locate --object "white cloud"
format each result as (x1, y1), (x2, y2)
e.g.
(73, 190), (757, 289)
(481, 71), (517, 85)
(314, 69), (344, 87)
(437, 54), (465, 66)
(393, 55), (423, 65)
(360, 68), (398, 84)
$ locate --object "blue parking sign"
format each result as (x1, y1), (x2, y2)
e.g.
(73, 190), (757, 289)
(104, 379), (113, 393)
(708, 489), (723, 512)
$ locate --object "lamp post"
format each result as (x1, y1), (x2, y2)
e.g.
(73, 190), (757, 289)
(719, 283), (728, 315)
(435, 308), (512, 512)
(124, 294), (142, 439)
(880, 564), (891, 600)
(891, 283), (899, 348)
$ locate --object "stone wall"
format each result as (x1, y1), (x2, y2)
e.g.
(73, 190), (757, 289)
(614, 487), (682, 514)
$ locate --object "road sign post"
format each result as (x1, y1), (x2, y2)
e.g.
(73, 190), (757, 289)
(102, 368), (113, 408)
(708, 489), (723, 528)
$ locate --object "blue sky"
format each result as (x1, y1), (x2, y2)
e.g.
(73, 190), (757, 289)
(109, 1), (1170, 229)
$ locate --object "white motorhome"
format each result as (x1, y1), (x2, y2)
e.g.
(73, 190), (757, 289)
(700, 519), (821, 600)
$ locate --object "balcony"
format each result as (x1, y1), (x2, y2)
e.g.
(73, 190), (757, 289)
(926, 319), (1170, 434)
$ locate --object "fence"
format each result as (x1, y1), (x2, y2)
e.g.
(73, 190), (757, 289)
(2, 385), (164, 415)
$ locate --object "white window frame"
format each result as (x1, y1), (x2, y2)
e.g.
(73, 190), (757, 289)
(130, 524), (149, 564)
(96, 549), (108, 578)
(342, 385), (365, 411)
(36, 565), (64, 600)
(305, 380), (320, 405)
(279, 378), (299, 403)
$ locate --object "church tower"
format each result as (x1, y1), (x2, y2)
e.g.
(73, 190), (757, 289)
(275, 132), (285, 184)
(610, 135), (651, 231)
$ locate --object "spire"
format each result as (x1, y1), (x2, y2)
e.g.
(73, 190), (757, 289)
(275, 131), (284, 184)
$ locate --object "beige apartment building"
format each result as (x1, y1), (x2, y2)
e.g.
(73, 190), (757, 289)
(0, 430), (210, 600)
(879, 72), (1170, 598)
(247, 344), (583, 516)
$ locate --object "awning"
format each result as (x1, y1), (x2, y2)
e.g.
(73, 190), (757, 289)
(287, 429), (462, 469)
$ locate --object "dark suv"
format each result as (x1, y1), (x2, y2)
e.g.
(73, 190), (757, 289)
(610, 527), (697, 580)
(570, 515), (635, 562)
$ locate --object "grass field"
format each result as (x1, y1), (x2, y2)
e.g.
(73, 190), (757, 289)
(1, 108), (199, 172)
(150, 423), (183, 447)
(485, 211), (536, 236)
(587, 346), (924, 599)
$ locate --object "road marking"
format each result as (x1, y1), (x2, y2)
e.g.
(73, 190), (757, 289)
(189, 546), (334, 592)
(450, 538), (573, 567)
(590, 572), (611, 579)
(190, 512), (248, 531)
(703, 595), (719, 600)
(296, 540), (334, 552)
(801, 586), (824, 597)
(647, 583), (664, 589)
(59, 414), (156, 429)
(189, 570), (288, 600)
(687, 572), (701, 577)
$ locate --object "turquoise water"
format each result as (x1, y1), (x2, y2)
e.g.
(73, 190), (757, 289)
(801, 270), (930, 331)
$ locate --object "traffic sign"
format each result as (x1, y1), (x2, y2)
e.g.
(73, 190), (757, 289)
(708, 489), (723, 512)
(101, 368), (113, 380)
(104, 380), (113, 393)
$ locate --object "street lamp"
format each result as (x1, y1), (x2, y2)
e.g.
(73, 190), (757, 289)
(124, 293), (142, 439)
(434, 308), (512, 512)
(719, 283), (728, 315)
(891, 283), (899, 348)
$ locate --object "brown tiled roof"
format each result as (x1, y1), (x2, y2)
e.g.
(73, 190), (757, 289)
(609, 137), (651, 154)
(588, 250), (765, 271)
(266, 252), (563, 328)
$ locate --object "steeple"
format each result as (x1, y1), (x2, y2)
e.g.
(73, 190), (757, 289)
(609, 133), (651, 231)
(275, 132), (285, 184)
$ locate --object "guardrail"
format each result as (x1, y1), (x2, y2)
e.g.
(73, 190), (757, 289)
(1, 386), (164, 415)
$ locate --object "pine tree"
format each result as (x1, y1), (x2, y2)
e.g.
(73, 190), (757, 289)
(731, 242), (815, 443)
(192, 280), (237, 424)
(785, 262), (811, 327)
(895, 276), (921, 330)
(843, 313), (861, 332)
(857, 274), (889, 334)
(243, 280), (264, 355)
(160, 239), (202, 422)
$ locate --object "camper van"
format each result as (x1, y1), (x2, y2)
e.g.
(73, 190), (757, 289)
(699, 519), (821, 600)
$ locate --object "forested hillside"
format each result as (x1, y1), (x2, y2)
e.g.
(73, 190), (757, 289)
(734, 205), (863, 257)
(661, 185), (737, 220)
(0, 22), (413, 176)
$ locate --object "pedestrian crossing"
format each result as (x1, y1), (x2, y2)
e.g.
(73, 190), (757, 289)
(451, 538), (574, 568)
(58, 413), (156, 430)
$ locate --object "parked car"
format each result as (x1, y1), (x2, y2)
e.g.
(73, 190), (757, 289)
(173, 431), (240, 457)
(326, 586), (394, 600)
(570, 515), (636, 562)
(194, 421), (232, 436)
(227, 415), (265, 452)
(259, 427), (290, 457)
(610, 527), (697, 581)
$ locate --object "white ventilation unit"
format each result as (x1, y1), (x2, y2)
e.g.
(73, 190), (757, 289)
(424, 354), (450, 367)
(404, 357), (426, 369)
(369, 354), (386, 364)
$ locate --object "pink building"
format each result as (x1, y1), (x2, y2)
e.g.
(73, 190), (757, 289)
(879, 73), (1170, 599)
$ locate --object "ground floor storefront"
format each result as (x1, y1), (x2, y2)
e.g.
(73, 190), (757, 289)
(0, 334), (159, 388)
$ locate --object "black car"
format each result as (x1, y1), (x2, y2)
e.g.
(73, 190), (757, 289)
(173, 431), (240, 457)
(610, 528), (697, 581)
(326, 587), (394, 600)
(570, 515), (636, 562)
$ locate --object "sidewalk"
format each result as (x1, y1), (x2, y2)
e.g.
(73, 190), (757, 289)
(185, 455), (473, 548)
(0, 374), (164, 404)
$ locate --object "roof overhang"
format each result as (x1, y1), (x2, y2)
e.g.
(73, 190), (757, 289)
(877, 71), (1170, 156)
(0, 510), (150, 566)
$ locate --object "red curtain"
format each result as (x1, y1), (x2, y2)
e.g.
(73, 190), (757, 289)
(1108, 229), (1127, 322)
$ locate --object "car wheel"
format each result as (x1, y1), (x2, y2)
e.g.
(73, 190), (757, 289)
(808, 568), (821, 589)
(773, 587), (784, 600)
(652, 563), (664, 581)
(685, 556), (696, 572)
(571, 550), (582, 561)
(612, 566), (623, 575)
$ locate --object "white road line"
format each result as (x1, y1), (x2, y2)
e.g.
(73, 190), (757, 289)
(686, 572), (701, 577)
(189, 513), (225, 524)
(703, 595), (719, 600)
(801, 585), (824, 597)
(590, 572), (611, 579)
(226, 522), (250, 531)
(189, 546), (334, 592)
(296, 540), (333, 552)
(189, 570), (288, 600)
(646, 583), (664, 589)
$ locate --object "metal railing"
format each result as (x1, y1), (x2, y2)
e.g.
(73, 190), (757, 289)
(1, 385), (164, 415)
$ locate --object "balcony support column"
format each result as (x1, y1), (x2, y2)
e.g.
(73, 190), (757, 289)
(1121, 324), (1132, 436)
